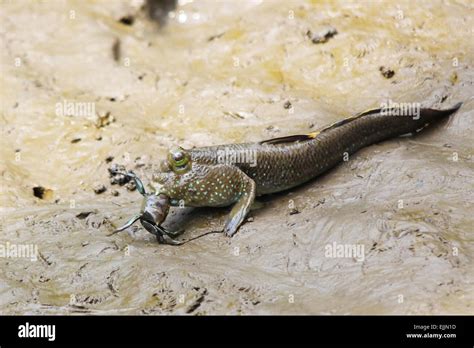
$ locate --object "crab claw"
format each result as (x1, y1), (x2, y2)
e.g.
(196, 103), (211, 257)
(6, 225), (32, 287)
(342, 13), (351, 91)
(111, 214), (141, 235)
(140, 219), (183, 245)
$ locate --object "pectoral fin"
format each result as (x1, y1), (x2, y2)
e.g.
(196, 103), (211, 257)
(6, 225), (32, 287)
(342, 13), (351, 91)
(224, 172), (256, 237)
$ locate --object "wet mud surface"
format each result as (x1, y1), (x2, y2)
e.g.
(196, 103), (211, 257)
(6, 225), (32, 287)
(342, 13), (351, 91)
(1, 0), (473, 314)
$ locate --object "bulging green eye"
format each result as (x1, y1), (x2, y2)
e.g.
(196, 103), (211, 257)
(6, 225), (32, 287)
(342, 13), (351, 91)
(172, 152), (187, 167)
(168, 147), (191, 173)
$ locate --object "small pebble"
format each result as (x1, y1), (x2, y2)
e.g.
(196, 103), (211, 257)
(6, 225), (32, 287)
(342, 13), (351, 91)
(125, 181), (136, 191)
(94, 185), (107, 194)
(289, 208), (300, 215)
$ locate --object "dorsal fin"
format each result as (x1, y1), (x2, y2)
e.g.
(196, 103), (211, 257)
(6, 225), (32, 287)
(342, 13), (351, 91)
(260, 134), (315, 145)
(353, 107), (383, 118)
(315, 107), (382, 134)
(260, 107), (383, 146)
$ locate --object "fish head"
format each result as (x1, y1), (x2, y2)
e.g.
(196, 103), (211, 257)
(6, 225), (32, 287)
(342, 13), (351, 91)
(151, 147), (218, 206)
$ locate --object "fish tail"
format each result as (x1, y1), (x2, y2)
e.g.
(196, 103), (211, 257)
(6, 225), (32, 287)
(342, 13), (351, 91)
(419, 102), (463, 123)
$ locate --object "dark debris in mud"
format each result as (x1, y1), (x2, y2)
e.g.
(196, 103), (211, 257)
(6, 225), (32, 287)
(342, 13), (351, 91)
(379, 66), (395, 79)
(186, 288), (208, 314)
(118, 15), (135, 26)
(32, 186), (46, 199)
(108, 164), (131, 185)
(207, 32), (225, 41)
(289, 208), (300, 215)
(95, 111), (115, 128)
(32, 186), (53, 200)
(125, 180), (136, 191)
(106, 269), (120, 297)
(107, 163), (137, 191)
(306, 27), (338, 44)
(76, 211), (95, 219)
(112, 38), (121, 62)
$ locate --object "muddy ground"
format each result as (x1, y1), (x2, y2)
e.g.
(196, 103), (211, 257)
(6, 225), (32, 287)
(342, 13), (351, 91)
(0, 0), (473, 314)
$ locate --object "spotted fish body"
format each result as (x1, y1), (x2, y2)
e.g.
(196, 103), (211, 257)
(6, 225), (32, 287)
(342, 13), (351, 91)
(152, 104), (462, 237)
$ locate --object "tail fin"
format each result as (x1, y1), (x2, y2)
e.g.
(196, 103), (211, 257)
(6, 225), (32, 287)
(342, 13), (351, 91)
(422, 102), (463, 122)
(260, 102), (463, 145)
